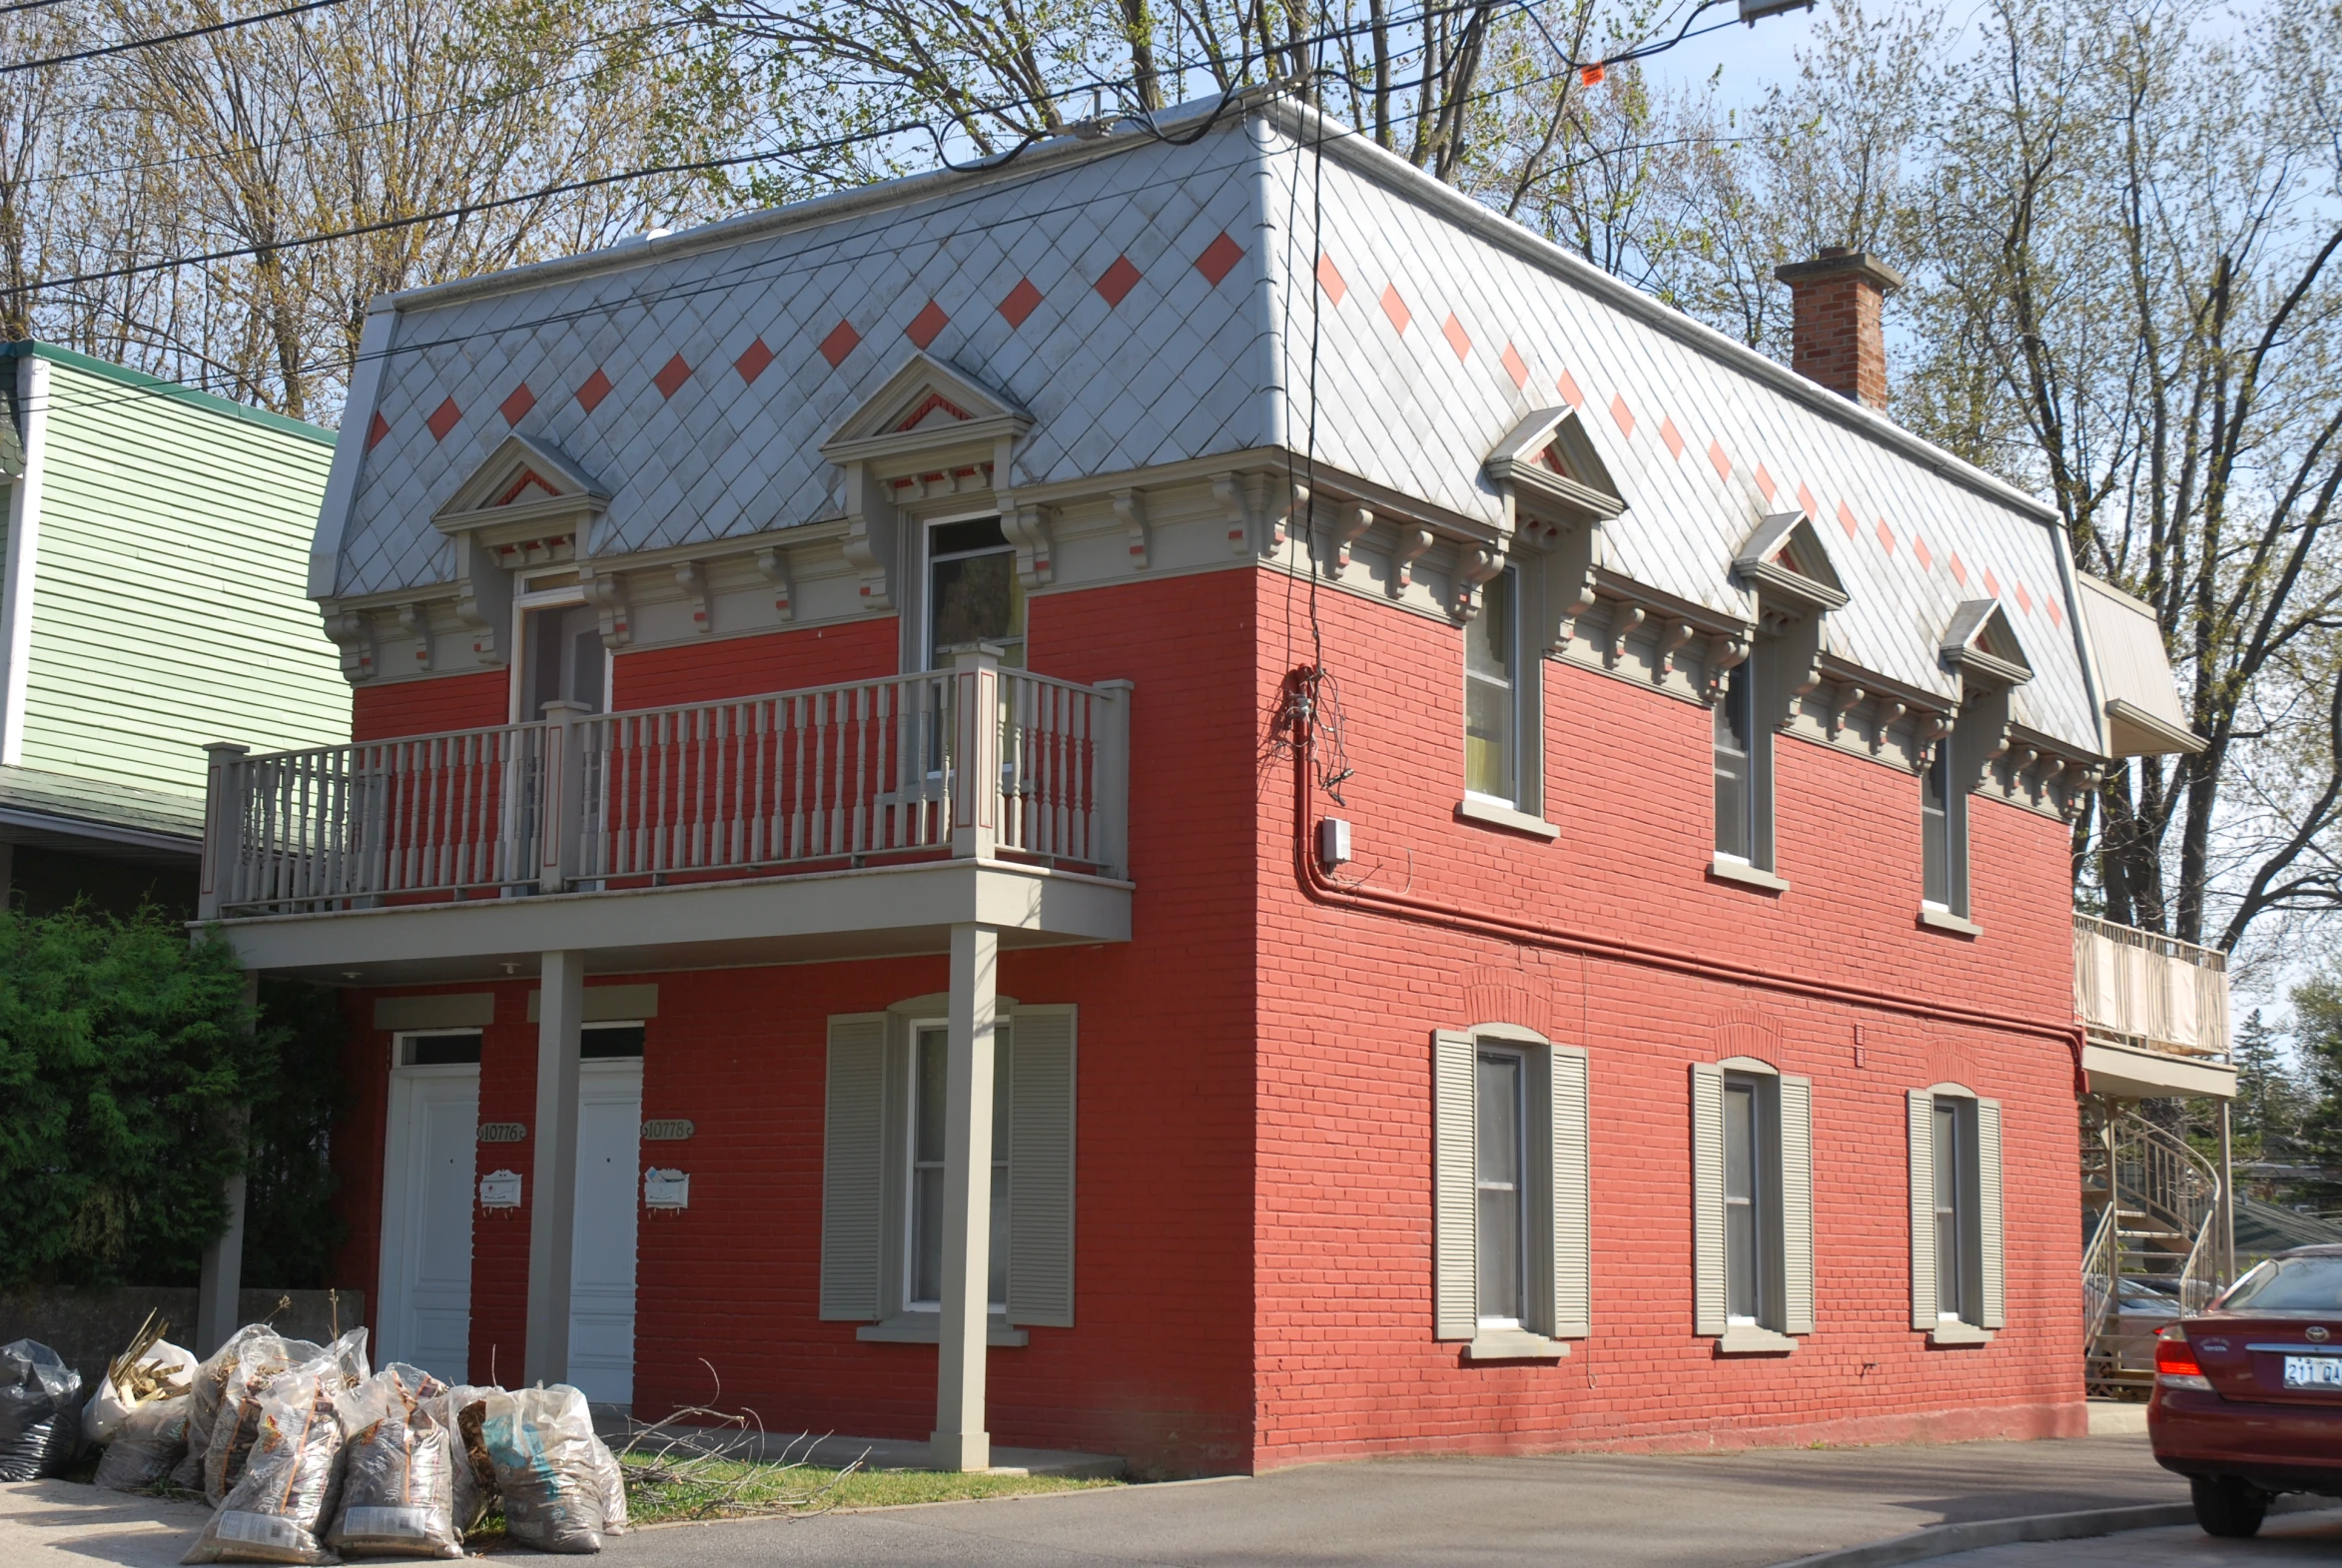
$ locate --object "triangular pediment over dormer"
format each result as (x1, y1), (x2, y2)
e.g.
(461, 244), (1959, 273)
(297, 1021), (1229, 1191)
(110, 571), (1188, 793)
(819, 353), (1033, 470)
(1941, 598), (2033, 688)
(431, 433), (609, 543)
(1733, 511), (1850, 615)
(1483, 407), (1625, 524)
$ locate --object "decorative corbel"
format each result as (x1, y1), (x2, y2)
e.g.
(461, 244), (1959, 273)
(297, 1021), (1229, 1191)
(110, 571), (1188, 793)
(579, 563), (630, 648)
(1332, 504), (1373, 577)
(1000, 503), (1057, 586)
(1913, 712), (1952, 771)
(450, 533), (511, 667)
(396, 603), (431, 671)
(838, 460), (895, 609)
(1210, 471), (1251, 556)
(1655, 618), (1696, 679)
(1701, 634), (1749, 702)
(1253, 477), (1306, 558)
(2011, 746), (2039, 796)
(1111, 488), (1150, 570)
(2060, 762), (2103, 822)
(754, 546), (793, 620)
(1454, 544), (1505, 622)
(1828, 683), (1867, 739)
(1392, 526), (1434, 593)
(323, 607), (376, 683)
(1870, 699), (1907, 756)
(675, 560), (713, 634)
(1604, 603), (1646, 669)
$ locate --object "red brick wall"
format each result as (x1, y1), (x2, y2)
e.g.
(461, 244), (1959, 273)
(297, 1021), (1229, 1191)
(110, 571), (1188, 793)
(352, 670), (510, 741)
(611, 618), (902, 709)
(1246, 573), (2081, 1466)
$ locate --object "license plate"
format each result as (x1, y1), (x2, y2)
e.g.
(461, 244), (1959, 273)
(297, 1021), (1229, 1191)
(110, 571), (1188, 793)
(2285, 1354), (2342, 1390)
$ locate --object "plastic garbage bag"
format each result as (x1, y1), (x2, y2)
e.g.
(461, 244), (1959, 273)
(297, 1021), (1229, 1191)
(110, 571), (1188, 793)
(86, 1337), (198, 1445)
(182, 1361), (347, 1566)
(205, 1329), (366, 1509)
(189, 1325), (268, 1481)
(480, 1386), (617, 1553)
(0, 1338), (83, 1481)
(93, 1392), (191, 1492)
(429, 1385), (497, 1533)
(326, 1365), (462, 1559)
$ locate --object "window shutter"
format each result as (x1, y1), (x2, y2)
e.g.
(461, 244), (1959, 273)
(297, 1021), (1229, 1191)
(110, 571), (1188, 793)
(820, 1015), (887, 1320)
(1977, 1097), (2005, 1329)
(1779, 1075), (1815, 1336)
(1007, 1007), (1077, 1328)
(1549, 1046), (1592, 1339)
(1433, 1031), (1477, 1341)
(1908, 1089), (1937, 1331)
(1690, 1062), (1727, 1337)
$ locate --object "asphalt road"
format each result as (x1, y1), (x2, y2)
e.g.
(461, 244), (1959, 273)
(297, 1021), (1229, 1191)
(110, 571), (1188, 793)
(1935, 1507), (2342, 1566)
(595, 1433), (2189, 1568)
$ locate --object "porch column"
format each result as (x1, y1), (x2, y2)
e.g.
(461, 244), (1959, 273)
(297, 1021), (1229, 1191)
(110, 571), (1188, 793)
(931, 921), (999, 1472)
(524, 949), (585, 1387)
(195, 974), (259, 1356)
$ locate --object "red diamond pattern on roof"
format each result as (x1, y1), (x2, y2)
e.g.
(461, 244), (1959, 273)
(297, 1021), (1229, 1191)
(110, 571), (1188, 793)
(2046, 597), (2062, 627)
(1660, 416), (1685, 459)
(1875, 517), (1896, 554)
(1754, 464), (1778, 503)
(1380, 285), (1411, 335)
(1984, 568), (2002, 599)
(1095, 255), (1142, 308)
(1950, 553), (1967, 586)
(1707, 439), (1732, 483)
(425, 396), (462, 442)
(1500, 343), (1529, 390)
(1913, 535), (1933, 572)
(735, 338), (775, 385)
(2015, 580), (2033, 614)
(1196, 231), (1244, 287)
(1610, 394), (1634, 438)
(1797, 482), (1820, 518)
(818, 321), (860, 370)
(1440, 313), (1472, 362)
(906, 301), (949, 350)
(1837, 500), (1860, 538)
(998, 278), (1043, 329)
(653, 354), (693, 399)
(1556, 370), (1583, 408)
(1315, 251), (1347, 305)
(499, 383), (536, 426)
(575, 368), (613, 413)
(366, 411), (390, 451)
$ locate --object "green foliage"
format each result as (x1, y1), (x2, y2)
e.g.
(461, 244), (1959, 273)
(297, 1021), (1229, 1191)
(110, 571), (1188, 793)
(0, 907), (347, 1287)
(2296, 978), (2342, 1210)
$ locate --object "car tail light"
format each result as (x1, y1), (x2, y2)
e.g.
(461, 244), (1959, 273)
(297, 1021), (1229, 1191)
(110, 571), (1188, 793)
(2156, 1327), (2210, 1390)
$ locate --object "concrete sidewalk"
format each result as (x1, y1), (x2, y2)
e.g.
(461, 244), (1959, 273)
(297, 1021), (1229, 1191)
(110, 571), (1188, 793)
(3, 1432), (2192, 1568)
(1926, 1506), (2342, 1566)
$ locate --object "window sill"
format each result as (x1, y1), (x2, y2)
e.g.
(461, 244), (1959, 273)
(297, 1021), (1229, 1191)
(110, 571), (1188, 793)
(1462, 1328), (1570, 1362)
(1708, 857), (1790, 894)
(1454, 797), (1560, 841)
(1918, 907), (1982, 938)
(1715, 1324), (1799, 1356)
(856, 1315), (1030, 1347)
(1928, 1319), (1994, 1347)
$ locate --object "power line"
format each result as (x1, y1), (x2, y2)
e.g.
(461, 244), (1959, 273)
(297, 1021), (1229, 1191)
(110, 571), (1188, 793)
(2, 0), (345, 76)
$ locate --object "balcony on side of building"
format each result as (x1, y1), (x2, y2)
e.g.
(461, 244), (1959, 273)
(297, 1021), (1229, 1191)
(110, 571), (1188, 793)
(196, 648), (1134, 984)
(2072, 913), (2237, 1101)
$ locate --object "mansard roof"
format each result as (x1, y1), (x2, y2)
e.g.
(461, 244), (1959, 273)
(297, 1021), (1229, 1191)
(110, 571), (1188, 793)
(312, 91), (2106, 756)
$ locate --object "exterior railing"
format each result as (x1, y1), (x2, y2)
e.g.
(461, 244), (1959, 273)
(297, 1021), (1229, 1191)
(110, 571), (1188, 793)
(2073, 914), (2231, 1060)
(200, 648), (1131, 918)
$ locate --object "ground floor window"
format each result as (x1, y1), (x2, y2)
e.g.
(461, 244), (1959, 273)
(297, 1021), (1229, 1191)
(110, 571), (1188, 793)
(1692, 1057), (1813, 1347)
(1908, 1086), (2004, 1338)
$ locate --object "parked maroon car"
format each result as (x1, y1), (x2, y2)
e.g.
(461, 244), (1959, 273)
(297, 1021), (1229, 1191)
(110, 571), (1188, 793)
(2150, 1243), (2342, 1536)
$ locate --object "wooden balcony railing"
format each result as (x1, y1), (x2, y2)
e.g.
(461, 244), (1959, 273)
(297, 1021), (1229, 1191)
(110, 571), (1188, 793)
(2073, 914), (2231, 1061)
(199, 648), (1131, 918)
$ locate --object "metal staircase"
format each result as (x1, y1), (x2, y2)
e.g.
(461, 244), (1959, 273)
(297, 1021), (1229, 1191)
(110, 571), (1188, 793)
(2082, 1104), (2228, 1393)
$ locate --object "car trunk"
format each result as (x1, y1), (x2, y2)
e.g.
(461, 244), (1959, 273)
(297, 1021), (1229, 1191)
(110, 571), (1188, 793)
(2193, 1312), (2342, 1405)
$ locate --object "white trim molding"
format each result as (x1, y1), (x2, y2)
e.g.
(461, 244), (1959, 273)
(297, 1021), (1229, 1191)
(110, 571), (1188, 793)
(0, 354), (49, 765)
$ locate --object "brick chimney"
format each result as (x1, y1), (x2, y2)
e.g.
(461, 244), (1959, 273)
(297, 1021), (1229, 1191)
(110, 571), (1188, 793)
(1774, 248), (1904, 412)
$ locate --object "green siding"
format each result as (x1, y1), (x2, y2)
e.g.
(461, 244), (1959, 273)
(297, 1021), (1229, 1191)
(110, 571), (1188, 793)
(19, 358), (344, 798)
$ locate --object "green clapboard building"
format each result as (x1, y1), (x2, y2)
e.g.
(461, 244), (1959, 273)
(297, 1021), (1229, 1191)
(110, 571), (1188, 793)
(0, 342), (347, 916)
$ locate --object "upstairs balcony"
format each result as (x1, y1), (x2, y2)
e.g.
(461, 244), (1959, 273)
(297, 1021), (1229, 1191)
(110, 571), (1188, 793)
(198, 649), (1134, 984)
(2073, 914), (2236, 1102)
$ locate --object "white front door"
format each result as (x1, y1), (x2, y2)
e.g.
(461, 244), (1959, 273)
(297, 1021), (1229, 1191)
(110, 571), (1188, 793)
(380, 1069), (479, 1384)
(567, 1063), (642, 1403)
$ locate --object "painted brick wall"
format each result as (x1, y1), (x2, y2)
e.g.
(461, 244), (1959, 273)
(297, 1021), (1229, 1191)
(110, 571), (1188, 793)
(610, 618), (902, 709)
(351, 669), (509, 741)
(1246, 572), (2082, 1466)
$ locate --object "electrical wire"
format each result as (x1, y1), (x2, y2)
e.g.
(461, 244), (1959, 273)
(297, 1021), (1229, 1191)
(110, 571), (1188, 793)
(1, 0), (347, 76)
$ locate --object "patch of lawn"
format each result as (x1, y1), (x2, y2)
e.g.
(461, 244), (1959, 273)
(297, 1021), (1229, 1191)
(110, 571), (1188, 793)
(616, 1451), (1119, 1524)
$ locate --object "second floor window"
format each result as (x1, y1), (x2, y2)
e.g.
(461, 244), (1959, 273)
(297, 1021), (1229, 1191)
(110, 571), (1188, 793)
(1464, 568), (1518, 805)
(1921, 745), (1968, 915)
(1714, 663), (1756, 861)
(519, 601), (605, 720)
(927, 517), (1025, 669)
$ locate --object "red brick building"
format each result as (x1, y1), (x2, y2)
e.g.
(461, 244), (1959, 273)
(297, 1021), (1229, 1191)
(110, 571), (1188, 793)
(201, 90), (2200, 1475)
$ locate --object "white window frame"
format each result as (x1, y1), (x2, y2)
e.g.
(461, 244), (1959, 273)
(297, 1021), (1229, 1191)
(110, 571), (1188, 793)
(1921, 745), (1970, 916)
(391, 1027), (485, 1072)
(506, 577), (613, 725)
(1473, 1043), (1530, 1331)
(1453, 566), (1555, 839)
(902, 1017), (1010, 1317)
(1692, 1054), (1813, 1353)
(1909, 1083), (2002, 1344)
(1712, 657), (1774, 870)
(911, 508), (1025, 674)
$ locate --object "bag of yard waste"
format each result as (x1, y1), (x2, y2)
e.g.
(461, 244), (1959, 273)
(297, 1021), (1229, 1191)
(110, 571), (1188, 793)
(191, 1327), (305, 1498)
(325, 1364), (463, 1559)
(428, 1385), (498, 1532)
(479, 1385), (626, 1553)
(93, 1392), (192, 1492)
(205, 1329), (367, 1508)
(0, 1338), (83, 1481)
(84, 1316), (199, 1446)
(181, 1360), (349, 1566)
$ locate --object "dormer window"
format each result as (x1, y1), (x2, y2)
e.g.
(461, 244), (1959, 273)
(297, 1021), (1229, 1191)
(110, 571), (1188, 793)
(1921, 745), (1961, 912)
(1713, 662), (1762, 864)
(925, 516), (1025, 669)
(1464, 567), (1519, 806)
